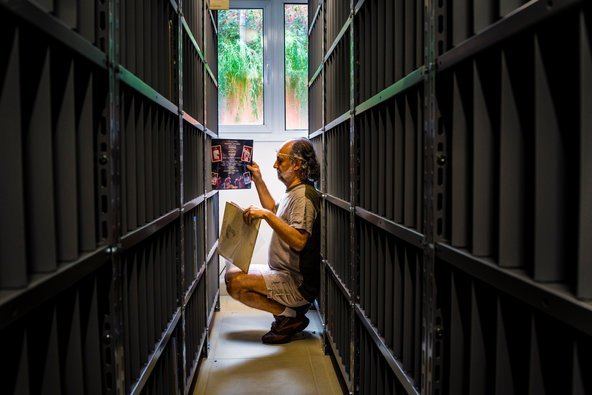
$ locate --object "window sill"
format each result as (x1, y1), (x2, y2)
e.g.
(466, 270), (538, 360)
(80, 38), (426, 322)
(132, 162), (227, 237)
(218, 130), (307, 142)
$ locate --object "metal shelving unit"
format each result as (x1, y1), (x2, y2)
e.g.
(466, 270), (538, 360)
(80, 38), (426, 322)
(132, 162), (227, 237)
(0, 0), (219, 393)
(311, 0), (592, 393)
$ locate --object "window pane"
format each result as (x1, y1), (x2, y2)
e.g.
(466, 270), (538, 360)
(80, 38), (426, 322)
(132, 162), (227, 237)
(285, 4), (308, 130)
(218, 9), (264, 125)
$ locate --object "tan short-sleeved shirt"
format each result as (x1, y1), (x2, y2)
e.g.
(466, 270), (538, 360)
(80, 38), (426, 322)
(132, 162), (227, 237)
(268, 183), (321, 301)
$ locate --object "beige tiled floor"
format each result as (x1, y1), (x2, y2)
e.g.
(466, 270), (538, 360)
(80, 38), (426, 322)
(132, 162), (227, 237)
(194, 279), (342, 395)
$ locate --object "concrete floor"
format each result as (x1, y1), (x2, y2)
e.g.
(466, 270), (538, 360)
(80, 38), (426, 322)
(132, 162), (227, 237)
(194, 266), (342, 395)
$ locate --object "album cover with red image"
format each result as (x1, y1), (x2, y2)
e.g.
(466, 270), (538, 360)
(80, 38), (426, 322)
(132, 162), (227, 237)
(211, 139), (254, 190)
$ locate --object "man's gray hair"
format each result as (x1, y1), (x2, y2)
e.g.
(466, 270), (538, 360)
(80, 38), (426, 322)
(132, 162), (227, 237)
(290, 138), (320, 183)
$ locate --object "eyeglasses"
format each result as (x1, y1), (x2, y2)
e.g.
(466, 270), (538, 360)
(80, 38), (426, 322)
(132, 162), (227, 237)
(275, 152), (305, 163)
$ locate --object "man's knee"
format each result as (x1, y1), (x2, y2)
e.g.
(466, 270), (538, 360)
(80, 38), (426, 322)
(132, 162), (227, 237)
(225, 272), (244, 299)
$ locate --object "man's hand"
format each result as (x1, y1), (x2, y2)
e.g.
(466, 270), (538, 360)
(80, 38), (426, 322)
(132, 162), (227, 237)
(243, 205), (270, 225)
(246, 162), (262, 183)
(247, 161), (276, 212)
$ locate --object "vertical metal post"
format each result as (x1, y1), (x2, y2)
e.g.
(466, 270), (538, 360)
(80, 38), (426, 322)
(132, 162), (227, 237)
(171, 336), (181, 395)
(430, 0), (448, 392)
(177, 0), (187, 390)
(179, 3), (185, 237)
(321, 0), (329, 356)
(107, 0), (125, 393)
(203, 0), (211, 359)
(348, 0), (357, 393)
(421, 0), (441, 392)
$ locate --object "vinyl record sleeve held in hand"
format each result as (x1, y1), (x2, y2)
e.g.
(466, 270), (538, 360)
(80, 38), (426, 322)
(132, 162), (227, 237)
(218, 202), (261, 272)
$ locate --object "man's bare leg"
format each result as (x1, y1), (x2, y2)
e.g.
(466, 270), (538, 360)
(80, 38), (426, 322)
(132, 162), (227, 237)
(225, 267), (285, 315)
(225, 266), (310, 344)
(236, 289), (284, 315)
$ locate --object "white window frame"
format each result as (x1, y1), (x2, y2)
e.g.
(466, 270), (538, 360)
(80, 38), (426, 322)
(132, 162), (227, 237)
(219, 0), (308, 141)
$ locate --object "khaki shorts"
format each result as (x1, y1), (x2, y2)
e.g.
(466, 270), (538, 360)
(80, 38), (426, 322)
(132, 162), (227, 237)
(259, 268), (308, 308)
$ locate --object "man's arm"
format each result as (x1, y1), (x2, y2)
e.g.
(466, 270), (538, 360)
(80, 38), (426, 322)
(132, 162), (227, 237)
(264, 211), (309, 251)
(247, 162), (276, 213)
(243, 207), (309, 251)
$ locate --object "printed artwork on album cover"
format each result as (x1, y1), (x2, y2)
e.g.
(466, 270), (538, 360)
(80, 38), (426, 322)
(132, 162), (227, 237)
(211, 139), (254, 190)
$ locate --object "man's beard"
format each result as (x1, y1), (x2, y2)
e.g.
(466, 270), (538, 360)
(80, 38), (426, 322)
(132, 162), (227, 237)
(277, 169), (293, 183)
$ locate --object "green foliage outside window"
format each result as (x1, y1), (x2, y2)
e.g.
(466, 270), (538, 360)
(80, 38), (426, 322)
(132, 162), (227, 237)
(217, 6), (308, 128)
(218, 9), (264, 125)
(285, 4), (308, 129)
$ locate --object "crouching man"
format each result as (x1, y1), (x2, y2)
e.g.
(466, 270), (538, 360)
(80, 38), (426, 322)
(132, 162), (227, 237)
(224, 138), (321, 344)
